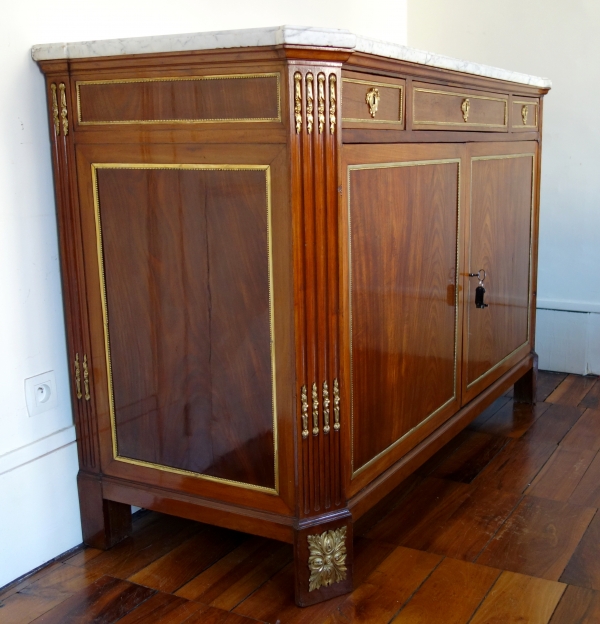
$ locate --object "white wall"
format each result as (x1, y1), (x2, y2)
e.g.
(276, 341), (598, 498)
(408, 0), (600, 375)
(0, 0), (407, 590)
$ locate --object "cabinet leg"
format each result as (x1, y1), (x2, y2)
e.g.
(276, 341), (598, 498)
(293, 512), (353, 607)
(77, 472), (132, 550)
(514, 352), (538, 404)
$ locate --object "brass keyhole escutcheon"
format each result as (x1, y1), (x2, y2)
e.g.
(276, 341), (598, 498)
(365, 88), (380, 118)
(461, 98), (470, 122)
(522, 104), (529, 125)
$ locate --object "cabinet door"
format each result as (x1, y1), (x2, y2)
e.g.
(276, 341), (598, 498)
(74, 142), (294, 513)
(341, 144), (465, 494)
(462, 141), (538, 402)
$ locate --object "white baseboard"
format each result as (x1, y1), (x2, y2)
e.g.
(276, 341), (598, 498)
(0, 443), (82, 588)
(0, 425), (76, 476)
(536, 308), (600, 375)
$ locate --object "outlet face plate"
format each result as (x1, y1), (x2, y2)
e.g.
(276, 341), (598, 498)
(25, 371), (58, 417)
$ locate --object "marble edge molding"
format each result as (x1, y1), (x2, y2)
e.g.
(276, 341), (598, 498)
(31, 24), (551, 89)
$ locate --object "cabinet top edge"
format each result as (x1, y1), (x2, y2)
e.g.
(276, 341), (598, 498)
(31, 25), (552, 90)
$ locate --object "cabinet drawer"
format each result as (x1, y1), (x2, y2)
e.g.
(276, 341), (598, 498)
(412, 82), (508, 131)
(512, 97), (539, 131)
(75, 72), (281, 126)
(342, 72), (405, 127)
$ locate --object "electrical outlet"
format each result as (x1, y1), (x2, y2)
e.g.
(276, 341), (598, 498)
(25, 371), (58, 417)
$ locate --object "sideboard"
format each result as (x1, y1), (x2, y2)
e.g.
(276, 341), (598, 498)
(32, 26), (551, 606)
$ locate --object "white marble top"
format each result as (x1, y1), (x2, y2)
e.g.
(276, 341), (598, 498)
(31, 25), (551, 89)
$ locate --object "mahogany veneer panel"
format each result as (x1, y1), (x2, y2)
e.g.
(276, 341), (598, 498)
(348, 158), (459, 472)
(77, 74), (280, 125)
(98, 168), (275, 489)
(465, 150), (534, 390)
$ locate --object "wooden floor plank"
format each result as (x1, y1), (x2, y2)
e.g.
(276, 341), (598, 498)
(428, 430), (508, 483)
(64, 514), (203, 580)
(367, 478), (521, 562)
(417, 431), (478, 477)
(390, 558), (500, 623)
(569, 451), (600, 507)
(128, 526), (245, 594)
(29, 576), (154, 624)
(537, 371), (569, 402)
(526, 447), (595, 502)
(579, 380), (600, 409)
(546, 375), (597, 407)
(470, 401), (550, 439)
(467, 396), (512, 430)
(354, 474), (423, 537)
(176, 538), (291, 610)
(521, 404), (584, 446)
(323, 546), (442, 624)
(0, 589), (73, 624)
(232, 537), (396, 624)
(184, 604), (267, 623)
(0, 561), (110, 624)
(112, 592), (202, 624)
(472, 438), (556, 493)
(366, 478), (471, 544)
(549, 584), (600, 623)
(560, 409), (600, 452)
(560, 511), (600, 590)
(0, 562), (65, 603)
(476, 496), (595, 581)
(469, 571), (566, 624)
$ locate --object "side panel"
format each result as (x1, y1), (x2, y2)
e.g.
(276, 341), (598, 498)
(96, 166), (275, 489)
(462, 141), (538, 402)
(75, 142), (294, 515)
(341, 143), (465, 496)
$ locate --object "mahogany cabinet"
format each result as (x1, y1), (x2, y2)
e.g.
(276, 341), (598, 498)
(34, 28), (549, 606)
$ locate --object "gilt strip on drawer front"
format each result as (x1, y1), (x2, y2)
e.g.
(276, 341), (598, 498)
(342, 78), (404, 124)
(76, 73), (281, 126)
(413, 86), (507, 129)
(512, 100), (539, 129)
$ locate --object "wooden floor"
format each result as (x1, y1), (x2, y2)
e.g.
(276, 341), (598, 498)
(3, 372), (600, 624)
